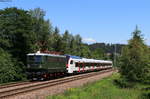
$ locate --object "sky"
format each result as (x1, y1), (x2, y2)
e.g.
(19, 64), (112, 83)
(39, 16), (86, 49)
(0, 0), (150, 45)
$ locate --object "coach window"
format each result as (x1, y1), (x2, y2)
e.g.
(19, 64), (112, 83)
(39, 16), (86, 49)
(70, 60), (73, 64)
(75, 63), (78, 67)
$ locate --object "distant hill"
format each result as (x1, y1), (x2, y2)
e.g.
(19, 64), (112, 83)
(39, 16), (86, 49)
(88, 43), (125, 54)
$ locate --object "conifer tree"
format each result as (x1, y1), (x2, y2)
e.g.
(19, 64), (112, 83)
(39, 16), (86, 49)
(120, 26), (150, 83)
(62, 30), (72, 53)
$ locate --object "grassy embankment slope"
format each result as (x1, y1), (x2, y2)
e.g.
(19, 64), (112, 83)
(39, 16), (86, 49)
(47, 73), (150, 99)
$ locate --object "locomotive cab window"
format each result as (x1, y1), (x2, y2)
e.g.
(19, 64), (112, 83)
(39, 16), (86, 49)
(27, 56), (34, 61)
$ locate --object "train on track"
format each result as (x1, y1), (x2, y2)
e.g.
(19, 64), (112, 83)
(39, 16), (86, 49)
(26, 51), (113, 80)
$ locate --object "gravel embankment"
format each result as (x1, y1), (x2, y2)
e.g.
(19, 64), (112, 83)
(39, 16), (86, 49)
(5, 71), (114, 99)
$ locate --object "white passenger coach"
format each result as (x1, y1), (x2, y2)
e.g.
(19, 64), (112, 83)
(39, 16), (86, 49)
(66, 56), (112, 73)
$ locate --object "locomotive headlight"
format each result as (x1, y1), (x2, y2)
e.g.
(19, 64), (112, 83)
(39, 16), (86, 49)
(27, 65), (30, 68)
(39, 65), (42, 68)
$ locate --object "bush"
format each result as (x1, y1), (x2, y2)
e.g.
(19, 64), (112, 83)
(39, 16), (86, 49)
(114, 77), (136, 88)
(0, 48), (26, 83)
(141, 91), (150, 99)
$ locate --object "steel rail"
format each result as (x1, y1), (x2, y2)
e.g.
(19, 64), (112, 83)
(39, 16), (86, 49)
(0, 82), (32, 89)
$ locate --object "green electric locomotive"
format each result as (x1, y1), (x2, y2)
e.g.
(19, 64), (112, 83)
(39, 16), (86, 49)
(26, 52), (66, 80)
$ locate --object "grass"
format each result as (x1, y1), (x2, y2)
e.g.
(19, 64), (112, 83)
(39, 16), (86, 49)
(47, 73), (150, 99)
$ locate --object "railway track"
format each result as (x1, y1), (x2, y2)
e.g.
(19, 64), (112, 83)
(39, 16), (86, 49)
(0, 81), (32, 89)
(0, 69), (114, 98)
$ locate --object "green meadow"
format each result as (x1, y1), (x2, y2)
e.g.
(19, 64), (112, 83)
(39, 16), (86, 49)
(47, 73), (150, 99)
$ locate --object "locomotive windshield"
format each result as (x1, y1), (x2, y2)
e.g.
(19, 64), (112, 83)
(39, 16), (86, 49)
(27, 55), (42, 66)
(35, 55), (42, 62)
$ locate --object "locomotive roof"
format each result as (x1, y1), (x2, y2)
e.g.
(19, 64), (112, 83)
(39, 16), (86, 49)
(27, 53), (66, 58)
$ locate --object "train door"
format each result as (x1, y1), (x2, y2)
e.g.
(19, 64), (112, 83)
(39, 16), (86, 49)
(67, 59), (75, 73)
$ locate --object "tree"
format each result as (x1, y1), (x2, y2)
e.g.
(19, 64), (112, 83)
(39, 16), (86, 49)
(69, 37), (78, 55)
(91, 48), (105, 59)
(50, 27), (63, 51)
(80, 44), (91, 58)
(62, 30), (71, 53)
(0, 7), (36, 64)
(67, 34), (83, 56)
(29, 8), (53, 51)
(119, 26), (150, 83)
(28, 7), (45, 20)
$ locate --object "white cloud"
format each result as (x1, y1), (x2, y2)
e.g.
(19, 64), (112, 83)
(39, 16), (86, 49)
(82, 38), (96, 44)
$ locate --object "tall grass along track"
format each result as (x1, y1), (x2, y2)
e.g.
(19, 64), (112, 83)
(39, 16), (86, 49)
(0, 69), (114, 98)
